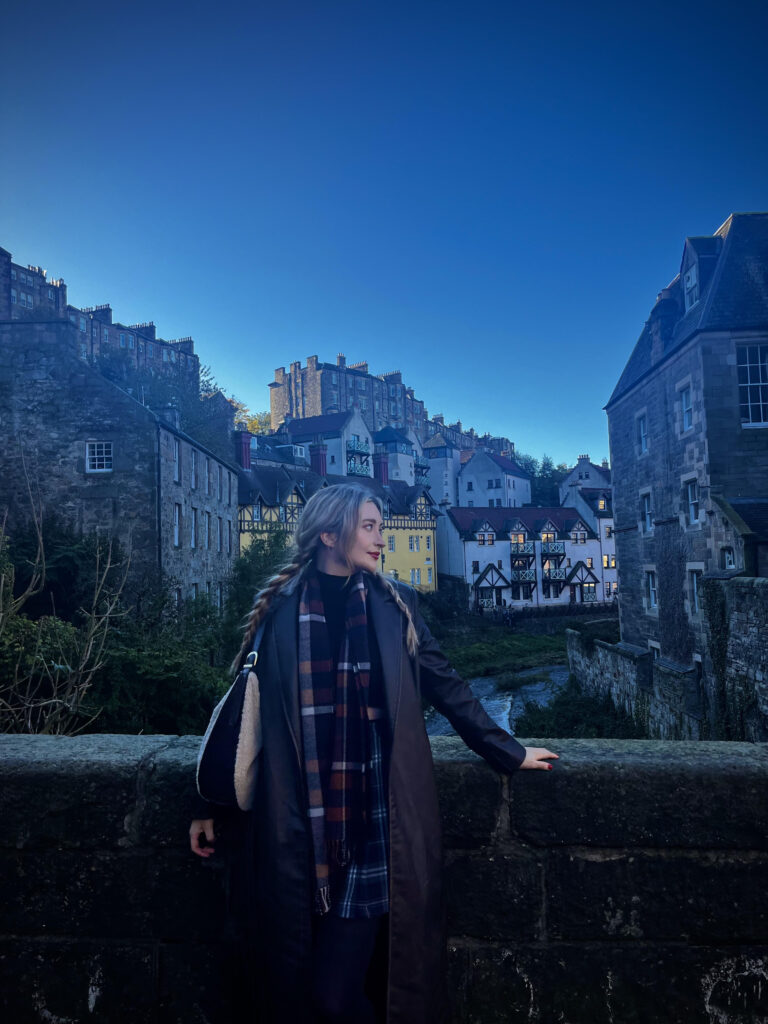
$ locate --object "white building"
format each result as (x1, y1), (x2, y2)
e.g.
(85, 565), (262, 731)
(438, 506), (612, 610)
(559, 454), (616, 602)
(283, 407), (374, 478)
(457, 450), (531, 510)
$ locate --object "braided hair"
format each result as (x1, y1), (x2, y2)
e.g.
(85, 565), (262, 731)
(231, 483), (419, 671)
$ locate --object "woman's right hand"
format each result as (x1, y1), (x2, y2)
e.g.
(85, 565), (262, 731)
(189, 818), (216, 857)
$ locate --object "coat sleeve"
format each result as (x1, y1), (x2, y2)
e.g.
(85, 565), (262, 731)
(406, 590), (527, 774)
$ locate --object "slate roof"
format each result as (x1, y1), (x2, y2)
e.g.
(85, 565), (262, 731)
(726, 499), (768, 542)
(578, 487), (613, 516)
(372, 426), (410, 445)
(447, 506), (595, 540)
(240, 465), (438, 518)
(608, 213), (768, 407)
(284, 412), (352, 438)
(485, 452), (532, 479)
(423, 432), (456, 450)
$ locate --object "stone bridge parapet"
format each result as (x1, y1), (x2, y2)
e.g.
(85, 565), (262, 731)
(1, 734), (767, 1023)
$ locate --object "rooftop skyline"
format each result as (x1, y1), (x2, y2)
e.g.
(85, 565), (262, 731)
(2, 0), (766, 465)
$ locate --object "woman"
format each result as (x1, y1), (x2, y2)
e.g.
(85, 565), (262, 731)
(190, 483), (557, 1024)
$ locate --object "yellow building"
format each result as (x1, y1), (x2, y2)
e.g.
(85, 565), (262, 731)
(238, 465), (439, 591)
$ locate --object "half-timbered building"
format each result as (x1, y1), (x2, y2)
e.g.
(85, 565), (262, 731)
(438, 506), (608, 610)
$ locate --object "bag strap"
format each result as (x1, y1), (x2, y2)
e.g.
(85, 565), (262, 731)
(242, 620), (267, 671)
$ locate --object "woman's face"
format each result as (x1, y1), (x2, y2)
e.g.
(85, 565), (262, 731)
(318, 499), (385, 575)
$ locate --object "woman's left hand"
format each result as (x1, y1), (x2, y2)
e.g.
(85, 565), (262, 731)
(520, 747), (559, 770)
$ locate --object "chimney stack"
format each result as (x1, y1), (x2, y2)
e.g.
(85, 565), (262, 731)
(310, 443), (328, 476)
(373, 452), (389, 485)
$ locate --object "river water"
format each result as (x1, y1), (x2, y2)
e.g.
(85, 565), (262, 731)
(425, 664), (570, 736)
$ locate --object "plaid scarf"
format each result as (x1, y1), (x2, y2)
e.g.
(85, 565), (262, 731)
(298, 569), (371, 914)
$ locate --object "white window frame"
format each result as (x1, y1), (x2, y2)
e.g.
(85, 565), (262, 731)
(173, 438), (181, 483)
(388, 536), (395, 552)
(646, 570), (658, 610)
(642, 493), (653, 533)
(85, 441), (113, 473)
(681, 386), (693, 431)
(173, 504), (181, 547)
(686, 480), (699, 524)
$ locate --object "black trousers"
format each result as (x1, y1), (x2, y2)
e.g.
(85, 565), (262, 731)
(310, 913), (389, 1024)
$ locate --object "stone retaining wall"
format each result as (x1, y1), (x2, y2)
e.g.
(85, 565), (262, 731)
(2, 734), (767, 1023)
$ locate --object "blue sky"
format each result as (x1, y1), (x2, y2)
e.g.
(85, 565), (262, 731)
(2, 0), (766, 466)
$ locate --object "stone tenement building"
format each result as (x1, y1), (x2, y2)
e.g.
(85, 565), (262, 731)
(570, 212), (768, 740)
(269, 354), (428, 441)
(0, 245), (200, 389)
(0, 321), (238, 602)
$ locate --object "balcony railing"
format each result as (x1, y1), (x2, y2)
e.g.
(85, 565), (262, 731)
(544, 568), (567, 581)
(542, 541), (565, 555)
(583, 590), (597, 602)
(414, 455), (429, 469)
(510, 569), (536, 582)
(346, 440), (370, 454)
(346, 463), (372, 477)
(510, 541), (534, 555)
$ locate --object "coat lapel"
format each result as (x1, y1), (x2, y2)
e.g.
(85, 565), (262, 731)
(367, 576), (404, 731)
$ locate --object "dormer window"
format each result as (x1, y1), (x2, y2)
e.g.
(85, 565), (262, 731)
(683, 263), (699, 311)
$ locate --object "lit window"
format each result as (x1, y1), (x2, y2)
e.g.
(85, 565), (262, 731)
(610, 554), (616, 568)
(737, 345), (768, 426)
(603, 554), (609, 569)
(487, 533), (495, 546)
(681, 386), (693, 431)
(598, 499), (606, 510)
(586, 557), (593, 568)
(86, 441), (113, 473)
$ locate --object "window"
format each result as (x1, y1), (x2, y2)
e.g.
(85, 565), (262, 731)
(120, 332), (126, 348)
(426, 535), (431, 551)
(542, 532), (554, 543)
(217, 465), (223, 501)
(489, 499), (494, 508)
(642, 493), (653, 532)
(471, 561), (479, 573)
(206, 458), (211, 495)
(487, 479), (493, 489)
(227, 521), (232, 555)
(218, 583), (224, 609)
(228, 473), (232, 506)
(415, 569), (421, 585)
(427, 568), (433, 584)
(128, 334), (134, 349)
(86, 441), (113, 473)
(689, 570), (702, 613)
(148, 343), (154, 357)
(79, 316), (87, 332)
(410, 569), (416, 584)
(190, 508), (197, 548)
(610, 554), (616, 568)
(604, 583), (611, 599)
(173, 438), (181, 483)
(173, 504), (181, 547)
(205, 512), (211, 549)
(598, 498), (606, 511)
(466, 482), (474, 492)
(409, 536), (420, 552)
(646, 571), (658, 609)
(737, 344), (768, 425)
(252, 503), (261, 522)
(192, 583), (199, 600)
(388, 536), (395, 552)
(721, 547), (735, 570)
(495, 499), (502, 508)
(477, 534), (485, 546)
(683, 263), (699, 311)
(495, 478), (501, 488)
(487, 533), (495, 546)
(637, 414), (648, 453)
(681, 386), (693, 431)
(191, 450), (198, 489)
(605, 526), (613, 539)
(467, 500), (473, 507)
(497, 560), (503, 569)
(686, 480), (699, 524)
(586, 557), (593, 569)
(175, 588), (182, 607)
(10, 288), (16, 304)
(603, 554), (609, 569)
(217, 517), (223, 552)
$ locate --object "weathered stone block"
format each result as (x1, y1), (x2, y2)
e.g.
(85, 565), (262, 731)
(445, 845), (543, 940)
(509, 738), (768, 848)
(0, 938), (156, 1024)
(546, 848), (768, 942)
(431, 736), (502, 847)
(0, 734), (172, 851)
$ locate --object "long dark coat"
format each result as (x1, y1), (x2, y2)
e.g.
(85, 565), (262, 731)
(221, 573), (526, 1024)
